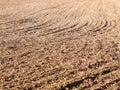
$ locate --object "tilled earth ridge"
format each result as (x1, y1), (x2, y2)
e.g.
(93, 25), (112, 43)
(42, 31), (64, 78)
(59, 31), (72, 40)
(0, 0), (120, 90)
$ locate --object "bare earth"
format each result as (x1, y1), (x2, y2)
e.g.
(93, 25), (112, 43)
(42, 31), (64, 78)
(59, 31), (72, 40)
(0, 0), (120, 90)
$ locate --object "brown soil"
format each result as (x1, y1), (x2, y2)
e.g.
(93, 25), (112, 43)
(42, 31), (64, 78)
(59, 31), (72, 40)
(0, 0), (120, 90)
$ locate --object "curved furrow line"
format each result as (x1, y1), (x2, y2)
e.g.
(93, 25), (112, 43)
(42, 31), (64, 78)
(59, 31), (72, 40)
(33, 20), (92, 46)
(88, 19), (108, 34)
(78, 5), (88, 20)
(0, 18), (36, 31)
(38, 24), (78, 36)
(37, 1), (92, 38)
(90, 19), (117, 37)
(0, 18), (61, 36)
(0, 0), (90, 38)
(40, 26), (85, 43)
(0, 0), (74, 26)
(86, 16), (98, 27)
(65, 1), (102, 37)
(66, 18), (103, 38)
(0, 21), (18, 30)
(98, 19), (117, 35)
(64, 0), (92, 26)
(106, 20), (117, 32)
(19, 22), (76, 35)
(51, 2), (76, 15)
(0, 19), (16, 26)
(84, 2), (117, 35)
(35, 15), (79, 35)
(0, 19), (51, 31)
(33, 10), (89, 37)
(18, 20), (58, 33)
(79, 0), (94, 22)
(92, 19), (111, 32)
(26, 0), (78, 18)
(40, 0), (91, 37)
(84, 0), (101, 27)
(0, 5), (76, 35)
(86, 16), (102, 31)
(29, 5), (72, 25)
(37, 22), (89, 37)
(21, 1), (78, 27)
(75, 0), (111, 36)
(79, 19), (107, 37)
(0, 3), (74, 35)
(88, 20), (107, 35)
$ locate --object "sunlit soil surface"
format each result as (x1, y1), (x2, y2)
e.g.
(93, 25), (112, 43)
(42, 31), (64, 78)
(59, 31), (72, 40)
(0, 0), (120, 90)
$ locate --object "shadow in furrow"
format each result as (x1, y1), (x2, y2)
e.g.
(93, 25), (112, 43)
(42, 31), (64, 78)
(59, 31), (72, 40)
(96, 78), (120, 90)
(59, 65), (119, 90)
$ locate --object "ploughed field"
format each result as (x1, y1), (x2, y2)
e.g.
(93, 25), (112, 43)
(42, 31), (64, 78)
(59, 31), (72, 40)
(0, 0), (120, 90)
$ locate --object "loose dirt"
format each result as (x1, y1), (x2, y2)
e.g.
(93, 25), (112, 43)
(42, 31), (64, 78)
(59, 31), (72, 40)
(0, 0), (120, 90)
